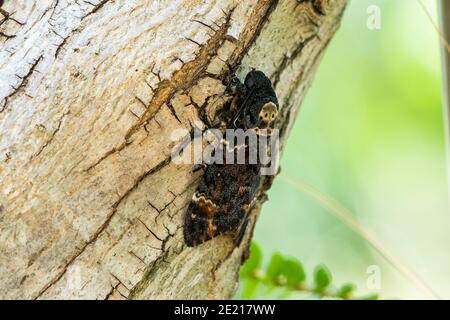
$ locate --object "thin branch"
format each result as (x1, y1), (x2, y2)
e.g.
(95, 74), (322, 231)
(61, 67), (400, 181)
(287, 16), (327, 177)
(417, 0), (450, 52)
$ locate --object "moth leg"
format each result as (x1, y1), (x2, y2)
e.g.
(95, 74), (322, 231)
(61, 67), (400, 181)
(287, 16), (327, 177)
(226, 73), (247, 97)
(224, 61), (244, 93)
(232, 84), (257, 128)
(232, 101), (249, 128)
(229, 95), (239, 113)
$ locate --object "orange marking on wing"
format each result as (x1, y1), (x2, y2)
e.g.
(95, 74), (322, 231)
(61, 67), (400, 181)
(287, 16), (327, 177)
(207, 219), (217, 238)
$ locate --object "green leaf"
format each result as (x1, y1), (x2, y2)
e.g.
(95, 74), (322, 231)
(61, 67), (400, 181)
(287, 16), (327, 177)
(240, 278), (260, 299)
(266, 253), (306, 288)
(241, 242), (263, 276)
(337, 283), (355, 299)
(314, 265), (332, 293)
(266, 252), (284, 283)
(281, 258), (306, 288)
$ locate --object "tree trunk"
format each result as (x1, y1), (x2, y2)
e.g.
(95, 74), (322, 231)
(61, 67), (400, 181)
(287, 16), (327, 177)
(0, 0), (347, 299)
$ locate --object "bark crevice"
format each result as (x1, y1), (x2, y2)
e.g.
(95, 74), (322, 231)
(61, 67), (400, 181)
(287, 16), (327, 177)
(33, 157), (171, 299)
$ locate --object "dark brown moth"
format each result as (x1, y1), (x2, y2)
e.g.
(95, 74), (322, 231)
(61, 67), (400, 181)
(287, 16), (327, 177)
(184, 70), (279, 247)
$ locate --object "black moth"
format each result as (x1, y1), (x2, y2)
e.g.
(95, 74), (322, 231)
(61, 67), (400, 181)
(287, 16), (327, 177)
(184, 70), (279, 247)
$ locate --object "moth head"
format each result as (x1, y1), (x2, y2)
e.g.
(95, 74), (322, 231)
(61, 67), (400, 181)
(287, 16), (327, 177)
(258, 102), (278, 127)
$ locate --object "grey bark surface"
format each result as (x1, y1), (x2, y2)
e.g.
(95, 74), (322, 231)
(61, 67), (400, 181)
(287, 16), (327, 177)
(0, 0), (347, 299)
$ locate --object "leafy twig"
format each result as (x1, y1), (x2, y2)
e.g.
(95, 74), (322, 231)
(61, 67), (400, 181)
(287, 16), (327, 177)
(239, 243), (378, 300)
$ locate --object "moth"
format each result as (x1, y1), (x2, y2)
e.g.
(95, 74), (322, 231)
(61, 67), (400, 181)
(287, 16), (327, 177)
(184, 70), (279, 247)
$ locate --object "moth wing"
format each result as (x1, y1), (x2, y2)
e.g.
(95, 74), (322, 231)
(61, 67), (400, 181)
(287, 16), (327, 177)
(184, 164), (260, 247)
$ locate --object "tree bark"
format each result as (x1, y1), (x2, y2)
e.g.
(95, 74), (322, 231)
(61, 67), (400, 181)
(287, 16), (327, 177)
(0, 0), (347, 299)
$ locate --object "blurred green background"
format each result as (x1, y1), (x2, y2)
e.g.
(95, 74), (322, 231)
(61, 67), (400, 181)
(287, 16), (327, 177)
(245, 0), (450, 299)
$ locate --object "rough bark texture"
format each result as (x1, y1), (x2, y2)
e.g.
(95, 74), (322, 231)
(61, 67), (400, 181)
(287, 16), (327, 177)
(0, 0), (347, 299)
